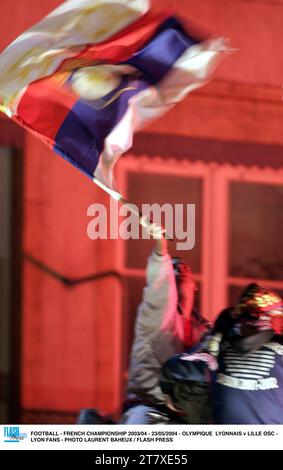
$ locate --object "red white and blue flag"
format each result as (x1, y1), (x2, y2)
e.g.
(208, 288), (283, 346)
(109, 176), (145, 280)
(0, 0), (229, 188)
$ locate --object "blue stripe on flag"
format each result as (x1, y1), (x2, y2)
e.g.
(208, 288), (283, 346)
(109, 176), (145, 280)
(124, 18), (197, 84)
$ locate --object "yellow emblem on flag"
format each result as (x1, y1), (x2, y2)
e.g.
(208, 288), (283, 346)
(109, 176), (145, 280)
(71, 65), (121, 100)
(71, 65), (139, 108)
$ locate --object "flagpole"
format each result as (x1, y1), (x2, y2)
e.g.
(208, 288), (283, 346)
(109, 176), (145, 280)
(93, 177), (172, 240)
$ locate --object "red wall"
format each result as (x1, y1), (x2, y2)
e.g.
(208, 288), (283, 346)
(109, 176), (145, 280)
(177, 0), (283, 87)
(22, 134), (124, 413)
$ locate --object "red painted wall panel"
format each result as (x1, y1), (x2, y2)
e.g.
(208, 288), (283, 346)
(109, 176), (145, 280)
(1, 1), (283, 86)
(22, 133), (123, 414)
(176, 0), (283, 87)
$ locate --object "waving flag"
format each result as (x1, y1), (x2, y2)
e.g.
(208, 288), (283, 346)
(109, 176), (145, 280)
(0, 0), (229, 188)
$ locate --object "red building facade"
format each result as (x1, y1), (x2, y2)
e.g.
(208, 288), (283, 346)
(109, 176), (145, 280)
(0, 0), (283, 423)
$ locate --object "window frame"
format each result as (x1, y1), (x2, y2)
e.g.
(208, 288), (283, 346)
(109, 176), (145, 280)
(116, 154), (212, 318)
(216, 164), (283, 311)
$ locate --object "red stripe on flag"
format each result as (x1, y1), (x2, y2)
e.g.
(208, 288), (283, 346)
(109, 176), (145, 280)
(16, 75), (77, 142)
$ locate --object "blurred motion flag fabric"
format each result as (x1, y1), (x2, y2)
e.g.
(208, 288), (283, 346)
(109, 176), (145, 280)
(0, 0), (229, 187)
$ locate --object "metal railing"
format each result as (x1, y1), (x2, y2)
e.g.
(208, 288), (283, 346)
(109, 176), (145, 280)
(24, 253), (124, 287)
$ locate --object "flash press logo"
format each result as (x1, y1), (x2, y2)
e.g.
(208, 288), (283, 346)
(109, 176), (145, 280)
(4, 426), (27, 443)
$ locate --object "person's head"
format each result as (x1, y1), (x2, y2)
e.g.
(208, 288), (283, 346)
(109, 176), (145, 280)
(233, 283), (283, 334)
(172, 257), (196, 315)
(208, 283), (283, 355)
(160, 353), (217, 424)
